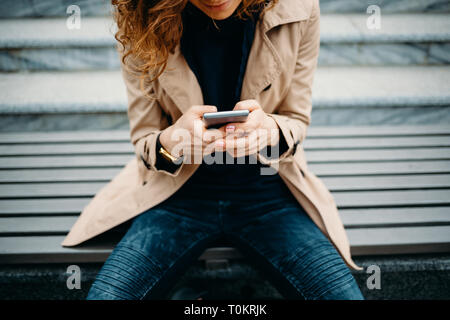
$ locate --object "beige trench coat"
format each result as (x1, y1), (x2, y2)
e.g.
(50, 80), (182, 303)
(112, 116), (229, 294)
(62, 0), (362, 271)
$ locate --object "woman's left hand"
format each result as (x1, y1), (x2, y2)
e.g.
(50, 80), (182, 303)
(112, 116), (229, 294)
(215, 99), (280, 157)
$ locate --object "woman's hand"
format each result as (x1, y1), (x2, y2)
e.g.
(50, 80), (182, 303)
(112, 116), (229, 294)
(216, 99), (280, 158)
(159, 105), (225, 163)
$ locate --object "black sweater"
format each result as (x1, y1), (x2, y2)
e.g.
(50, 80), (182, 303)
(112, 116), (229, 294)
(157, 2), (291, 201)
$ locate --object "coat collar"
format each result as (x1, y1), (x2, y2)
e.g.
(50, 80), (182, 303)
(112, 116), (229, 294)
(158, 0), (310, 114)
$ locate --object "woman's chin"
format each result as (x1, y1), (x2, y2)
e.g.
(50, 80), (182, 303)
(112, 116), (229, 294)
(192, 0), (240, 20)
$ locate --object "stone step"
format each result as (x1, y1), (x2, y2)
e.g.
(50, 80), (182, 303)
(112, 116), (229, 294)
(320, 13), (450, 66)
(0, 0), (112, 18)
(0, 0), (448, 18)
(0, 17), (117, 72)
(0, 66), (449, 131)
(1, 14), (449, 71)
(320, 0), (450, 14)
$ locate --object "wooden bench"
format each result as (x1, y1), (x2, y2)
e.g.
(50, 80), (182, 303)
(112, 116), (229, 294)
(1, 126), (450, 265)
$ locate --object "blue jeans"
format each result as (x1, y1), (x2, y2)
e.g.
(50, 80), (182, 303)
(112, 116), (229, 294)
(87, 193), (364, 300)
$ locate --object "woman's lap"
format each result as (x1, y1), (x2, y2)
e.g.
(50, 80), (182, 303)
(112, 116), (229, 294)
(87, 206), (219, 300)
(87, 198), (363, 300)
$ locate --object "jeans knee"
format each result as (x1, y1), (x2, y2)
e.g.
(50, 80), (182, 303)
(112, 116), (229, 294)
(87, 244), (164, 300)
(279, 239), (361, 300)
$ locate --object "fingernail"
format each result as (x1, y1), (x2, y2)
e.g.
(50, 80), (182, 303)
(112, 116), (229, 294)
(215, 140), (224, 148)
(226, 125), (235, 132)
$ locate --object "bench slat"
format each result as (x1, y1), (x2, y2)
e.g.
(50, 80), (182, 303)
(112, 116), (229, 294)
(348, 226), (450, 255)
(0, 143), (133, 155)
(307, 126), (450, 137)
(0, 131), (130, 144)
(334, 189), (450, 208)
(0, 216), (78, 235)
(1, 163), (450, 184)
(304, 136), (450, 149)
(0, 198), (90, 215)
(311, 161), (450, 175)
(2, 207), (449, 235)
(1, 190), (448, 216)
(1, 155), (450, 175)
(1, 174), (449, 198)
(341, 207), (450, 228)
(1, 126), (449, 144)
(1, 226), (450, 263)
(306, 148), (450, 162)
(2, 136), (450, 155)
(0, 155), (134, 168)
(0, 168), (121, 183)
(323, 174), (450, 191)
(1, 147), (449, 162)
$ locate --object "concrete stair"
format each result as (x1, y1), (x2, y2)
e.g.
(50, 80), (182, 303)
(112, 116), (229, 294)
(1, 14), (449, 71)
(0, 9), (449, 130)
(1, 66), (449, 131)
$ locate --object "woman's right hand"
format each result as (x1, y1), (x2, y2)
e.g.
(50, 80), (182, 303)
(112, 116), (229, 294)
(159, 105), (225, 162)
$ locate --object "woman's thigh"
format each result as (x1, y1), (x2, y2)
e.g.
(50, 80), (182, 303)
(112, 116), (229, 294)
(230, 202), (364, 300)
(87, 205), (218, 300)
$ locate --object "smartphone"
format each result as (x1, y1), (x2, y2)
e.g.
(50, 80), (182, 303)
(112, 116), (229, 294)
(203, 110), (250, 128)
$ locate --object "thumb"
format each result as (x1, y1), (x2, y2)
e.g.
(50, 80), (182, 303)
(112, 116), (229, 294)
(233, 99), (261, 112)
(190, 105), (217, 117)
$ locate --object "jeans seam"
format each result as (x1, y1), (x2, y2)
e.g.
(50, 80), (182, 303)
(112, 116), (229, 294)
(279, 238), (331, 274)
(96, 267), (145, 294)
(282, 239), (351, 298)
(116, 243), (165, 275)
(311, 275), (356, 300)
(289, 248), (342, 291)
(100, 260), (148, 292)
(91, 244), (165, 299)
(90, 278), (135, 300)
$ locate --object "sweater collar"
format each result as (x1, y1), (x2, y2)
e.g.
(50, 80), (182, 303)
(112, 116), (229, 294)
(182, 1), (257, 35)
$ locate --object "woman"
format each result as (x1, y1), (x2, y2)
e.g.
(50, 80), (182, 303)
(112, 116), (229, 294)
(63, 0), (364, 300)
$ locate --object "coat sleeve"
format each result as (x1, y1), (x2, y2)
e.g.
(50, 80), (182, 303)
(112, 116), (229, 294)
(259, 0), (320, 165)
(119, 48), (184, 179)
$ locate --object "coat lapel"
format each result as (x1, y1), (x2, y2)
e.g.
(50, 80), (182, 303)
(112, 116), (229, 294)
(158, 44), (204, 114)
(158, 0), (310, 114)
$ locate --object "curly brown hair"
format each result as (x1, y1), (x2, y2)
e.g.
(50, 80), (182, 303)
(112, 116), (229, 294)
(112, 0), (278, 86)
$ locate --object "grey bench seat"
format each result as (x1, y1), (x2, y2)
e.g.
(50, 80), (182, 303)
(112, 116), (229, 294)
(1, 125), (450, 265)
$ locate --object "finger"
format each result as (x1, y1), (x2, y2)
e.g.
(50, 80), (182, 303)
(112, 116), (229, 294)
(227, 130), (260, 158)
(202, 128), (225, 144)
(232, 136), (249, 158)
(190, 105), (218, 117)
(225, 134), (245, 158)
(233, 99), (261, 112)
(213, 139), (226, 153)
(225, 121), (258, 136)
